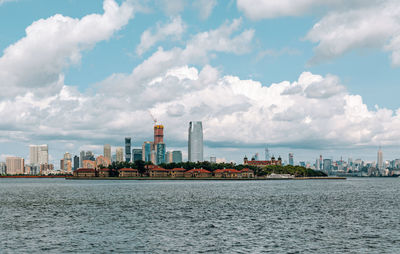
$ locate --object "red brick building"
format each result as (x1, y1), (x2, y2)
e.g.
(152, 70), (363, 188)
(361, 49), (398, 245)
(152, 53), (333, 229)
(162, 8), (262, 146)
(184, 168), (212, 178)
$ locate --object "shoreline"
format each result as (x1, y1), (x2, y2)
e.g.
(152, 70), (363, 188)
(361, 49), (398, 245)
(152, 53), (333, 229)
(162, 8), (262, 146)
(64, 176), (346, 181)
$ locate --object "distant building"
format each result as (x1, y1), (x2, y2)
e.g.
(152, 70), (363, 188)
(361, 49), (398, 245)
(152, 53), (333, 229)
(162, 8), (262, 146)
(172, 151), (183, 163)
(104, 144), (111, 161)
(125, 137), (131, 162)
(132, 149), (143, 162)
(150, 150), (156, 164)
(73, 155), (79, 171)
(142, 141), (152, 162)
(6, 157), (24, 175)
(243, 156), (282, 167)
(80, 151), (85, 168)
(156, 143), (166, 165)
(95, 155), (111, 169)
(210, 156), (217, 164)
(29, 144), (48, 165)
(154, 125), (164, 145)
(377, 148), (383, 171)
(288, 153), (294, 166)
(299, 161), (306, 167)
(0, 162), (6, 174)
(323, 159), (332, 172)
(166, 151), (173, 163)
(60, 159), (64, 172)
(63, 152), (72, 174)
(83, 160), (96, 169)
(188, 121), (203, 162)
(116, 147), (124, 162)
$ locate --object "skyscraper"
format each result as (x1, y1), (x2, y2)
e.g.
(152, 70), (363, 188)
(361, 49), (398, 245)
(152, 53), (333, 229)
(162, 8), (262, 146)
(63, 152), (72, 173)
(73, 155), (79, 171)
(80, 151), (85, 168)
(188, 121), (203, 162)
(104, 144), (111, 161)
(154, 125), (164, 145)
(125, 137), (131, 162)
(377, 147), (383, 171)
(132, 149), (143, 162)
(172, 151), (183, 163)
(288, 153), (294, 166)
(29, 144), (48, 165)
(156, 143), (166, 165)
(142, 142), (152, 162)
(6, 157), (24, 175)
(116, 147), (124, 162)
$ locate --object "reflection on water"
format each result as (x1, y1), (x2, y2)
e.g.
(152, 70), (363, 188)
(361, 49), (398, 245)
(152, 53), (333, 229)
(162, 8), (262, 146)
(0, 178), (399, 253)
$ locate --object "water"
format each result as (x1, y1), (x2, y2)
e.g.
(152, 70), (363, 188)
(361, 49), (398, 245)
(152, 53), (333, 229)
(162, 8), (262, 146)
(0, 178), (399, 253)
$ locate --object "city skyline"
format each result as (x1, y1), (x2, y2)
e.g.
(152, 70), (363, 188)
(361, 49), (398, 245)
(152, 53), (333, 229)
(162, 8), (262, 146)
(1, 0), (400, 164)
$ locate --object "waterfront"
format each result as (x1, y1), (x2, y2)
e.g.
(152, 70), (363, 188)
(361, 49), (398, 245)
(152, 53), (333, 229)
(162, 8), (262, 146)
(1, 178), (399, 253)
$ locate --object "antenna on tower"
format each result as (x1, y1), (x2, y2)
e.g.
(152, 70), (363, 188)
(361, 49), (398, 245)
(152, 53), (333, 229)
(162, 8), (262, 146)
(265, 145), (270, 160)
(148, 110), (157, 125)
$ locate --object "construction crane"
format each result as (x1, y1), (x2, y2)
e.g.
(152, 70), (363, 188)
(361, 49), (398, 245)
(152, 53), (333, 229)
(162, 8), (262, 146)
(148, 111), (157, 125)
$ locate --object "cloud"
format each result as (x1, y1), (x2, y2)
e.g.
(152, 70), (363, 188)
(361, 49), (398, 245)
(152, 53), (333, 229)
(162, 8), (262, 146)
(0, 0), (134, 98)
(237, 0), (379, 20)
(136, 16), (186, 56)
(156, 0), (185, 15)
(238, 0), (400, 66)
(193, 0), (217, 20)
(305, 1), (400, 65)
(0, 0), (16, 5)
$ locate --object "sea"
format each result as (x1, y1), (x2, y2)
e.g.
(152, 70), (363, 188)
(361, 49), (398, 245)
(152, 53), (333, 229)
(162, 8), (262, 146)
(0, 178), (399, 253)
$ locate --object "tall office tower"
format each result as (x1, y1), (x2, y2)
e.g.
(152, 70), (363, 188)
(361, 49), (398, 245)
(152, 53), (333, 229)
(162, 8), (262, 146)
(60, 159), (65, 172)
(80, 151), (85, 167)
(104, 144), (111, 161)
(377, 147), (383, 171)
(142, 141), (152, 162)
(125, 137), (132, 162)
(210, 156), (216, 164)
(288, 153), (294, 166)
(165, 151), (172, 163)
(323, 159), (332, 172)
(29, 145), (39, 165)
(150, 150), (157, 164)
(188, 121), (203, 162)
(85, 151), (95, 161)
(156, 143), (166, 165)
(6, 157), (24, 175)
(132, 149), (143, 162)
(319, 155), (323, 170)
(265, 147), (270, 160)
(63, 152), (72, 173)
(116, 147), (124, 162)
(154, 125), (164, 145)
(29, 145), (48, 165)
(0, 162), (6, 174)
(172, 151), (183, 163)
(73, 155), (79, 171)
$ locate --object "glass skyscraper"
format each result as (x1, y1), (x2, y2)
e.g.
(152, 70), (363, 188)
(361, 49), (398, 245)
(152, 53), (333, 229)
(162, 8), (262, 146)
(142, 141), (152, 162)
(132, 149), (143, 162)
(156, 143), (166, 165)
(125, 137), (131, 162)
(188, 121), (203, 162)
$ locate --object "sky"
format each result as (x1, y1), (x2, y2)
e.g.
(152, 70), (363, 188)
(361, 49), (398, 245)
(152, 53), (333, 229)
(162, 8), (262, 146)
(0, 0), (400, 166)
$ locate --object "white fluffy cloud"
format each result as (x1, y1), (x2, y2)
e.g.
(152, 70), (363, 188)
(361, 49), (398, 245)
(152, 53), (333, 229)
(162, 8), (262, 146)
(136, 16), (186, 56)
(305, 1), (400, 65)
(193, 0), (217, 20)
(238, 0), (400, 66)
(0, 0), (134, 98)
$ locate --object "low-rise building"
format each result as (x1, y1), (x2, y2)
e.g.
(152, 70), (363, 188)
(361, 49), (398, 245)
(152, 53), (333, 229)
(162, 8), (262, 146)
(168, 168), (186, 178)
(98, 168), (111, 177)
(119, 168), (139, 177)
(73, 168), (96, 177)
(148, 167), (168, 177)
(213, 168), (241, 178)
(240, 168), (255, 178)
(184, 168), (212, 178)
